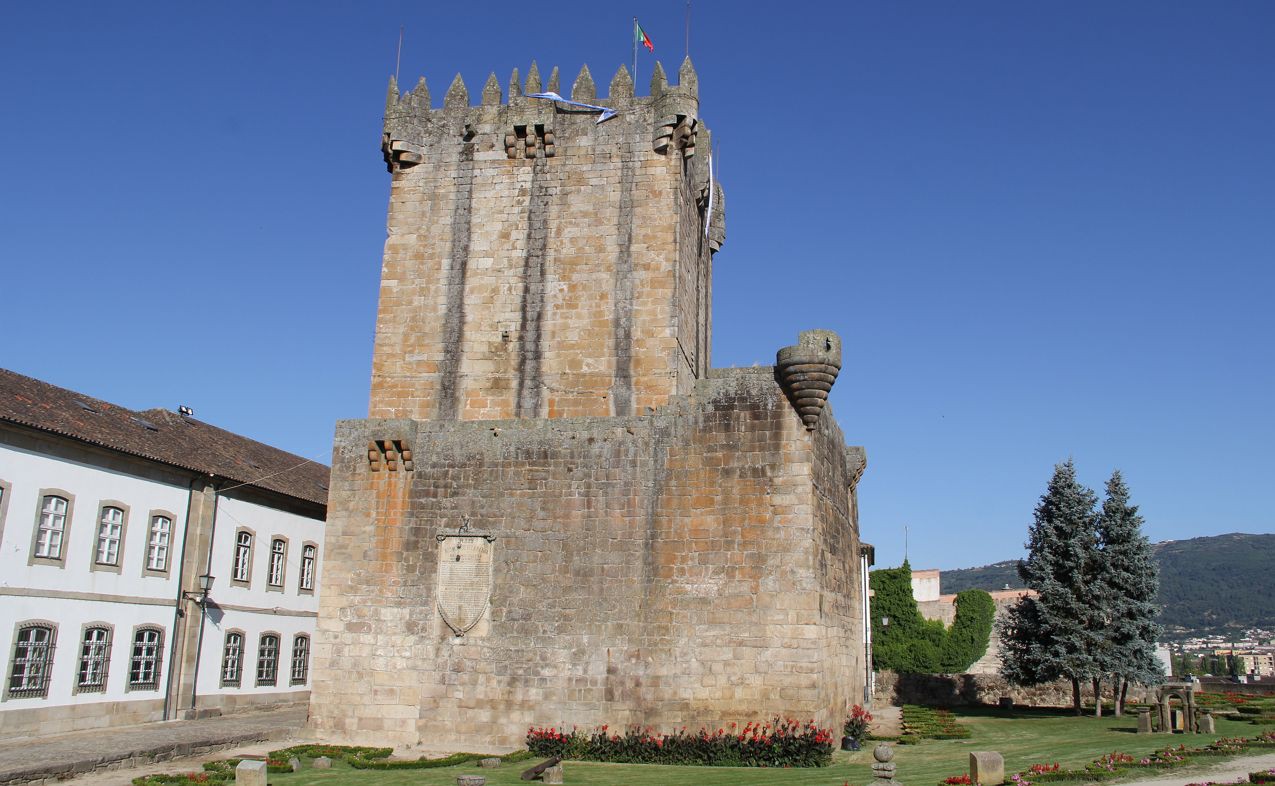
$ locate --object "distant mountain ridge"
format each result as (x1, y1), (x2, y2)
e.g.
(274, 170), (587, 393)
(938, 533), (1275, 636)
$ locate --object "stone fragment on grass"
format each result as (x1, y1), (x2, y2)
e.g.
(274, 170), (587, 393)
(1137, 707), (1153, 733)
(970, 751), (1004, 785)
(235, 760), (267, 786)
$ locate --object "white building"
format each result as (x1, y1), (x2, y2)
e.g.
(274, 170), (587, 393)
(0, 368), (328, 738)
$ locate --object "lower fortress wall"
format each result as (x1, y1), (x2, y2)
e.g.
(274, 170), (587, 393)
(307, 368), (867, 750)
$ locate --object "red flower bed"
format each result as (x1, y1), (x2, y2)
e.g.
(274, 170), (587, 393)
(527, 717), (834, 767)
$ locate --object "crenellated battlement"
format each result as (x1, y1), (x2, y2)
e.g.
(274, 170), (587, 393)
(382, 58), (704, 172)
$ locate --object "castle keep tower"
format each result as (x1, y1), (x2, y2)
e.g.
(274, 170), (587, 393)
(369, 59), (719, 421)
(309, 59), (871, 750)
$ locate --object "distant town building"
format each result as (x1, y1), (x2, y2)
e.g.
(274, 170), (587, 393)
(0, 369), (328, 738)
(1213, 648), (1275, 677)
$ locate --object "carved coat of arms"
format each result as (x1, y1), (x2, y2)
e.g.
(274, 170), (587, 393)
(436, 533), (494, 636)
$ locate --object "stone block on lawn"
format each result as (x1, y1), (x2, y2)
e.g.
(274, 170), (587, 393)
(1137, 708), (1153, 734)
(313, 756), (332, 768)
(542, 764), (563, 784)
(479, 757), (501, 768)
(1199, 711), (1215, 734)
(456, 776), (486, 786)
(970, 751), (1004, 785)
(235, 760), (267, 786)
(289, 757), (301, 772)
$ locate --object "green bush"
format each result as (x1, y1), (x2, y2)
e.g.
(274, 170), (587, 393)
(939, 590), (996, 672)
(870, 564), (994, 673)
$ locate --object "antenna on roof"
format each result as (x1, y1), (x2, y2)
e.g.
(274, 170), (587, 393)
(178, 405), (194, 418)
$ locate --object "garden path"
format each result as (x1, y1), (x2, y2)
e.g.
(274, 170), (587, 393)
(0, 707), (305, 785)
(868, 705), (903, 737)
(1103, 751), (1275, 786)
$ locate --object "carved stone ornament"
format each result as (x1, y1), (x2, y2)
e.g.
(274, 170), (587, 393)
(436, 531), (495, 636)
(776, 330), (842, 430)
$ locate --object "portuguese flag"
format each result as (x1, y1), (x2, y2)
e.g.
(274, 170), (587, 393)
(635, 19), (654, 52)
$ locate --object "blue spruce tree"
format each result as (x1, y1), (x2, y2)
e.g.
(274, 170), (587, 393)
(1000, 460), (1104, 714)
(1096, 470), (1163, 715)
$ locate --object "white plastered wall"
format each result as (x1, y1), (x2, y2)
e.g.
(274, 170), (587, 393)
(0, 441), (188, 712)
(192, 494), (322, 702)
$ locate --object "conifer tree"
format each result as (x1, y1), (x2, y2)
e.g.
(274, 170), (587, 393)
(1096, 470), (1163, 714)
(1000, 460), (1104, 714)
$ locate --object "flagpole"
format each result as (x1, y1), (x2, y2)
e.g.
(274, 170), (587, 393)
(633, 17), (638, 88)
(686, 1), (691, 58)
(395, 25), (404, 84)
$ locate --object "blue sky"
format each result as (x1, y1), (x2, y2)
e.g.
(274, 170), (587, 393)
(2, 2), (1271, 571)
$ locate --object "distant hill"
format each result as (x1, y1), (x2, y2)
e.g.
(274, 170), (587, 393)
(939, 533), (1275, 636)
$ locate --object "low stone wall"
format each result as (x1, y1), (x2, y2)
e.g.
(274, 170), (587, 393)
(1, 738), (264, 786)
(192, 690), (308, 717)
(0, 698), (165, 740)
(1197, 677), (1275, 696)
(874, 670), (1155, 708)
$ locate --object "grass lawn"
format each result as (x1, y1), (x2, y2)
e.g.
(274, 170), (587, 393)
(222, 710), (1272, 786)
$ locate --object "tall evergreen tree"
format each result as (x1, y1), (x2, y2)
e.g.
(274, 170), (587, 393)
(1000, 460), (1104, 714)
(1096, 470), (1163, 714)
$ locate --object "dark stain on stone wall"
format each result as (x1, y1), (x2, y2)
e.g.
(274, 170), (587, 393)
(436, 134), (476, 420)
(609, 148), (636, 416)
(515, 157), (550, 418)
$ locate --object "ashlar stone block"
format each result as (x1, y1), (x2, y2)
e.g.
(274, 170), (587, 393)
(235, 760), (267, 786)
(1137, 708), (1153, 734)
(970, 751), (1005, 786)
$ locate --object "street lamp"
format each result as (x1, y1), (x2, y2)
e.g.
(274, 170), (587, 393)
(183, 573), (215, 606)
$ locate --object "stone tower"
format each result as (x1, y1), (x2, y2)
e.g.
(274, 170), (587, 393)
(308, 59), (872, 751)
(368, 59), (719, 422)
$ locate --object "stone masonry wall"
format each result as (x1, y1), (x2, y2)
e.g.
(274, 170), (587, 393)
(369, 65), (715, 422)
(309, 368), (865, 750)
(874, 670), (1157, 709)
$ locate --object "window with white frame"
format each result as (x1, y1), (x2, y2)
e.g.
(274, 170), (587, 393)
(146, 515), (172, 572)
(232, 531), (253, 583)
(267, 538), (286, 587)
(128, 627), (163, 690)
(220, 632), (243, 687)
(96, 506), (124, 565)
(7, 623), (56, 699)
(77, 626), (111, 693)
(256, 634), (279, 686)
(299, 544), (316, 591)
(35, 495), (68, 559)
(290, 635), (310, 685)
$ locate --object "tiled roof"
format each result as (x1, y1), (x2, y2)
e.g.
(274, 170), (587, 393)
(0, 368), (329, 507)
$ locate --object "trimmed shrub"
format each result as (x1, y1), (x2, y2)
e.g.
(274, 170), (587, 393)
(899, 706), (971, 741)
(939, 590), (996, 672)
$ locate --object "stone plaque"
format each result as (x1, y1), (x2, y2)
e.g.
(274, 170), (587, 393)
(437, 534), (494, 636)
